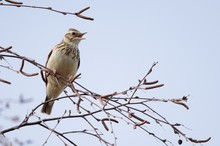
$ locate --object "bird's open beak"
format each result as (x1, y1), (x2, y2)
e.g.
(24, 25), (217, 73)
(77, 32), (87, 40)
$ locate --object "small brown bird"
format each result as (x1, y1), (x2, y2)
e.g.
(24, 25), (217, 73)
(41, 28), (86, 115)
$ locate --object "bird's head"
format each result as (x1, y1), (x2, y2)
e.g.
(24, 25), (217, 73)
(63, 28), (86, 46)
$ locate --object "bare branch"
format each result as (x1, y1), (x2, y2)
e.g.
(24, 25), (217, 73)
(0, 78), (11, 84)
(0, 46), (12, 53)
(19, 59), (39, 77)
(0, 3), (94, 21)
(5, 0), (23, 5)
(39, 123), (77, 146)
(128, 62), (158, 103)
(0, 46), (210, 146)
(75, 7), (94, 21)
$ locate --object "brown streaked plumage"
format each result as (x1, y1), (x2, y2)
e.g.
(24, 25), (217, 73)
(41, 28), (86, 115)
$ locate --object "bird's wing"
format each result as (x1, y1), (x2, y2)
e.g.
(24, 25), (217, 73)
(77, 56), (80, 70)
(77, 48), (80, 70)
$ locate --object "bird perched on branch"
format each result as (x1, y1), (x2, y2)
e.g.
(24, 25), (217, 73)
(41, 28), (86, 115)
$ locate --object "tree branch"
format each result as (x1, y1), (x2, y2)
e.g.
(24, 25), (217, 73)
(0, 46), (211, 145)
(0, 3), (94, 21)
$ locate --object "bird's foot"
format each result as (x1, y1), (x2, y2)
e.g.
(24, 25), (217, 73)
(68, 75), (75, 83)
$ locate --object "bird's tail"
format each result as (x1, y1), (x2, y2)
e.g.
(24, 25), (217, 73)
(41, 96), (54, 115)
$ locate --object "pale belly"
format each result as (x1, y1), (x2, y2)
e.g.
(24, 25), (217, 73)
(47, 49), (79, 77)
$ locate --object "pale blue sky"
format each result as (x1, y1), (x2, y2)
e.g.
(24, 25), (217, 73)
(0, 0), (219, 146)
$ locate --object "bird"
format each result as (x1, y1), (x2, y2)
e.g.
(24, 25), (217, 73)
(41, 28), (86, 115)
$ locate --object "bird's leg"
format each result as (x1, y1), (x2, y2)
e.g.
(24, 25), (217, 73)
(53, 69), (57, 76)
(68, 75), (76, 83)
(68, 73), (81, 83)
(68, 75), (80, 97)
(52, 69), (63, 88)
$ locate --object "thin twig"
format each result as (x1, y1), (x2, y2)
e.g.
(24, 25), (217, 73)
(5, 0), (22, 5)
(128, 62), (158, 103)
(39, 124), (77, 146)
(19, 59), (39, 77)
(0, 78), (11, 84)
(0, 3), (94, 21)
(0, 46), (12, 53)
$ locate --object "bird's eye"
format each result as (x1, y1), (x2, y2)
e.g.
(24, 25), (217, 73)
(72, 32), (76, 36)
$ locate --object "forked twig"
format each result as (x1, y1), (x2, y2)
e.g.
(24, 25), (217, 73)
(0, 3), (94, 21)
(128, 62), (158, 103)
(19, 59), (39, 77)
